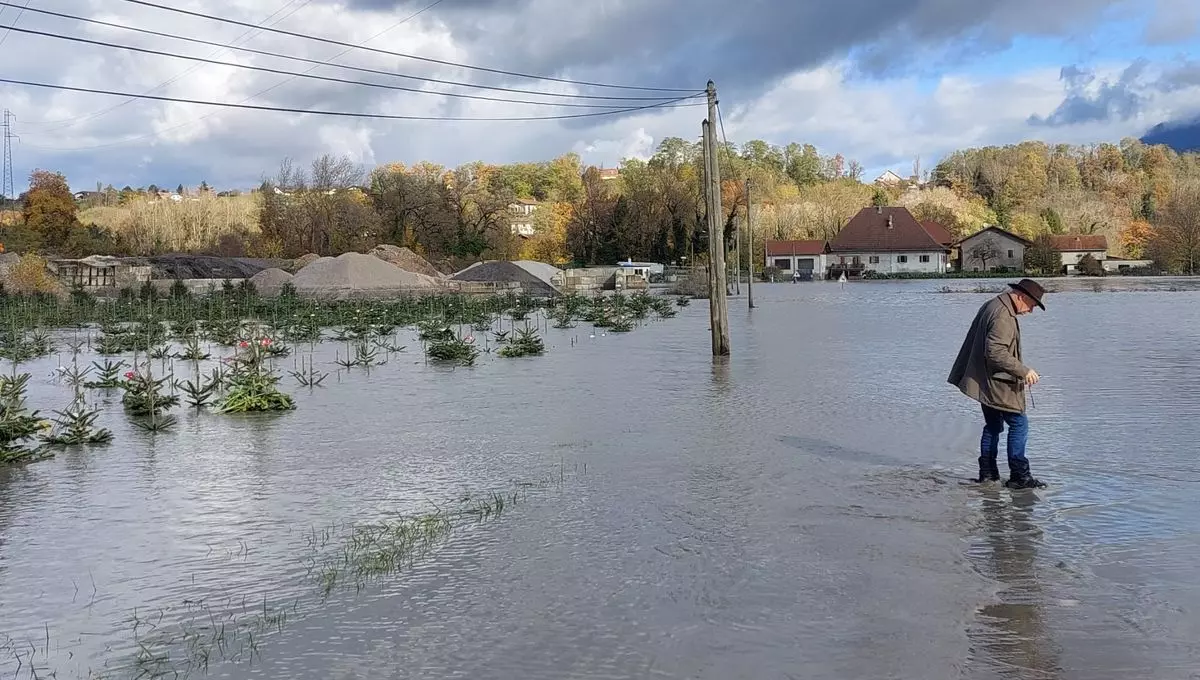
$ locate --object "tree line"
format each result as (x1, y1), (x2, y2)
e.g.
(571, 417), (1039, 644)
(3, 136), (1199, 274)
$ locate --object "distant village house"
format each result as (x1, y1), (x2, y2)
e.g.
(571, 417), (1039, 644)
(1049, 234), (1108, 274)
(763, 240), (830, 280)
(957, 226), (1031, 272)
(827, 206), (951, 277)
(508, 198), (539, 237)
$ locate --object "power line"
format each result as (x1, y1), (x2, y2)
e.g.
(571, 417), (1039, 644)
(3, 24), (703, 109)
(115, 0), (694, 92)
(21, 0), (313, 129)
(0, 0), (29, 48)
(0, 3), (679, 102)
(0, 77), (702, 124)
(20, 0), (455, 152)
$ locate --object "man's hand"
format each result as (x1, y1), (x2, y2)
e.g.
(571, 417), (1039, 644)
(1024, 369), (1040, 386)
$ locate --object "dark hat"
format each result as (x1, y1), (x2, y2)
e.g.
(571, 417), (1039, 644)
(1008, 278), (1046, 310)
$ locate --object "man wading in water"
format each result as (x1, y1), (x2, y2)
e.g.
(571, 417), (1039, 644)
(948, 278), (1048, 489)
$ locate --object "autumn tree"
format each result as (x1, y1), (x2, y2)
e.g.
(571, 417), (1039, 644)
(1119, 219), (1154, 259)
(566, 167), (618, 264)
(1023, 233), (1060, 275)
(258, 155), (380, 257)
(22, 169), (77, 245)
(1150, 183), (1200, 274)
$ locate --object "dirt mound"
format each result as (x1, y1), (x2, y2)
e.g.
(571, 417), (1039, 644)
(289, 253), (321, 272)
(249, 268), (294, 297)
(450, 260), (560, 297)
(291, 252), (443, 299)
(369, 245), (444, 278)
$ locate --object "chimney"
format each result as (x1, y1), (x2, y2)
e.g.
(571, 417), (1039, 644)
(887, 215), (894, 229)
(876, 206), (882, 214)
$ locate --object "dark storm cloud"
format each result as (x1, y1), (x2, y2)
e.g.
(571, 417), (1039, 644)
(337, 0), (1122, 101)
(1028, 60), (1147, 126)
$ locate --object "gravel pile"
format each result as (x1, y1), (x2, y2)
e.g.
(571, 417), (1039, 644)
(249, 268), (294, 297)
(289, 253), (321, 272)
(291, 252), (443, 299)
(450, 260), (561, 297)
(369, 245), (444, 278)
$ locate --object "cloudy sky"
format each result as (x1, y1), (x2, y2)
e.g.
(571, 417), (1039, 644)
(1, 0), (1198, 192)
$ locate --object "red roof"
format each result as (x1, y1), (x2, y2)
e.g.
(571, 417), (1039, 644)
(830, 207), (948, 253)
(1049, 234), (1108, 252)
(764, 239), (828, 256)
(920, 220), (954, 246)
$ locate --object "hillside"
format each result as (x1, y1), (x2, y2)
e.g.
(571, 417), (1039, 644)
(1141, 118), (1200, 153)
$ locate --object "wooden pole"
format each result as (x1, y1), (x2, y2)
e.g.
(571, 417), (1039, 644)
(734, 211), (742, 295)
(746, 177), (755, 309)
(704, 80), (730, 357)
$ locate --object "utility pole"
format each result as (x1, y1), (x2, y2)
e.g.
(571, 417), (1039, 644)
(703, 80), (730, 356)
(1, 110), (15, 204)
(746, 177), (755, 309)
(734, 210), (741, 295)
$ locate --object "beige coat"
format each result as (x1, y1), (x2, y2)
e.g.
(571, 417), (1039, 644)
(947, 293), (1029, 413)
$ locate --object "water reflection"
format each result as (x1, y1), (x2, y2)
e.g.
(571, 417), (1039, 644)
(970, 489), (1063, 678)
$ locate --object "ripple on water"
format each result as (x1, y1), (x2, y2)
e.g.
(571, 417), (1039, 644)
(2, 282), (1199, 679)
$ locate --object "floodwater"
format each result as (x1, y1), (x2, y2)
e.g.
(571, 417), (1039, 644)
(2, 277), (1200, 679)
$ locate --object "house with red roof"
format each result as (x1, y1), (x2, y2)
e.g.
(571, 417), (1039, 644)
(763, 239), (830, 280)
(828, 206), (952, 277)
(1049, 234), (1109, 274)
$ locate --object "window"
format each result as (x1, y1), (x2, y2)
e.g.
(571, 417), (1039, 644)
(918, 255), (930, 263)
(851, 256), (861, 265)
(1007, 250), (1014, 258)
(773, 258), (791, 270)
(897, 255), (908, 263)
(868, 256), (880, 264)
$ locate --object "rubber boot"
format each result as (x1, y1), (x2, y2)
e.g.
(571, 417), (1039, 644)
(977, 456), (1000, 483)
(1004, 458), (1046, 489)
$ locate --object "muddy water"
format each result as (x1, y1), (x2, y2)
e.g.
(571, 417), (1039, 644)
(1, 278), (1199, 679)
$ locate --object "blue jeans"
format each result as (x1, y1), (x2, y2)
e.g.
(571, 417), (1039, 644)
(981, 404), (1030, 477)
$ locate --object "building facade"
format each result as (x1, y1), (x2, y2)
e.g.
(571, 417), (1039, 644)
(763, 240), (830, 280)
(1050, 234), (1108, 274)
(958, 226), (1031, 271)
(828, 206), (951, 276)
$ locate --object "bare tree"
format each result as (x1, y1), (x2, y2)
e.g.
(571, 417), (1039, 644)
(967, 240), (1002, 271)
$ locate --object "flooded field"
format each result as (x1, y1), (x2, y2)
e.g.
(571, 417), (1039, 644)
(2, 278), (1200, 679)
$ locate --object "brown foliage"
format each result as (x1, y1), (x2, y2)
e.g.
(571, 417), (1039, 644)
(3, 253), (66, 296)
(22, 169), (77, 243)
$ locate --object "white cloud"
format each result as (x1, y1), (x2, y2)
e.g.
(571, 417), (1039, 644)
(2, 0), (1197, 191)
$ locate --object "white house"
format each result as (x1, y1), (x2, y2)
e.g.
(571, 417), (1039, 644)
(508, 199), (539, 237)
(764, 240), (830, 280)
(958, 226), (1031, 271)
(873, 170), (905, 186)
(827, 206), (951, 276)
(1050, 234), (1108, 274)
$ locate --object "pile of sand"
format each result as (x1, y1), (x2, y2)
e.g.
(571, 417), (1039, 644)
(249, 268), (294, 297)
(289, 253), (321, 272)
(369, 245), (444, 278)
(291, 252), (443, 299)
